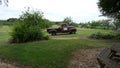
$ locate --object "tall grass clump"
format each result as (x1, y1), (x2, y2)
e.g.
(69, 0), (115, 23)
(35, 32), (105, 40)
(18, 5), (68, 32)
(11, 9), (49, 43)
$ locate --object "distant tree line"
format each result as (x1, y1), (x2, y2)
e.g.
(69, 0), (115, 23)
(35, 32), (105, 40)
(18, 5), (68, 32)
(0, 17), (53, 28)
(79, 19), (120, 30)
(1, 17), (120, 30)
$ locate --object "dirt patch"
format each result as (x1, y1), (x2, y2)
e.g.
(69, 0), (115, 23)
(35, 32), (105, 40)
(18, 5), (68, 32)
(0, 42), (9, 46)
(0, 60), (19, 68)
(0, 59), (29, 68)
(68, 48), (103, 68)
(0, 62), (18, 68)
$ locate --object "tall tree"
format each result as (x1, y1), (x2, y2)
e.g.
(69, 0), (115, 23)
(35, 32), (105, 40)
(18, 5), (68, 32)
(98, 0), (120, 19)
(98, 0), (120, 30)
(63, 17), (73, 25)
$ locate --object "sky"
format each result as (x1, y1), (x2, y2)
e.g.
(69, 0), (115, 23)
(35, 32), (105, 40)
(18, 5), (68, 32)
(0, 0), (107, 23)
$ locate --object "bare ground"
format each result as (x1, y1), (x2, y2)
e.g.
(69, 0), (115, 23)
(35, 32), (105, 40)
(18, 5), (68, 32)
(0, 60), (29, 68)
(68, 48), (103, 68)
(0, 61), (18, 68)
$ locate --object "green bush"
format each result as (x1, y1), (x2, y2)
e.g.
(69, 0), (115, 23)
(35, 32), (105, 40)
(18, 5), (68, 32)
(10, 9), (49, 43)
(115, 33), (120, 40)
(90, 32), (116, 39)
(90, 32), (103, 39)
(102, 33), (115, 39)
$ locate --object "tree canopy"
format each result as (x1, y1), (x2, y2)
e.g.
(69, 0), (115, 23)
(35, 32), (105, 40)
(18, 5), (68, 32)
(98, 0), (120, 19)
(0, 0), (8, 6)
(63, 17), (73, 25)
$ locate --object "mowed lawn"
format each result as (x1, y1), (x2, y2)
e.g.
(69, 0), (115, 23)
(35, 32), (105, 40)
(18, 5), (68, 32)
(0, 26), (11, 42)
(0, 26), (120, 68)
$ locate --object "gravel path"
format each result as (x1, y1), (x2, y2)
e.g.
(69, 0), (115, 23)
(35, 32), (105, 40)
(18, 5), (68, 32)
(68, 48), (103, 68)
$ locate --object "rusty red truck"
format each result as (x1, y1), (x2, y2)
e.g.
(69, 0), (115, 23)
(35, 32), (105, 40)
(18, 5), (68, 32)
(47, 24), (77, 35)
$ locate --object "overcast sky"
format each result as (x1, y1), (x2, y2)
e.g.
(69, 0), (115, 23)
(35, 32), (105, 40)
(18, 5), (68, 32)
(0, 0), (107, 23)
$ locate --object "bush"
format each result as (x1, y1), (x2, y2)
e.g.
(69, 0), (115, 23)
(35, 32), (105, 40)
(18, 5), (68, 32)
(102, 33), (115, 39)
(90, 32), (115, 39)
(10, 9), (49, 43)
(89, 32), (103, 39)
(115, 33), (120, 40)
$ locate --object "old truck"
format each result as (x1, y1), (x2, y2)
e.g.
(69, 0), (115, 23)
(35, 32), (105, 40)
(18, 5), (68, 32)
(47, 24), (77, 35)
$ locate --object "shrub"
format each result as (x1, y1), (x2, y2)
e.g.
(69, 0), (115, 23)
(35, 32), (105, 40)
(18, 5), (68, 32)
(10, 9), (49, 43)
(115, 33), (120, 40)
(89, 32), (103, 39)
(102, 33), (115, 39)
(90, 32), (115, 39)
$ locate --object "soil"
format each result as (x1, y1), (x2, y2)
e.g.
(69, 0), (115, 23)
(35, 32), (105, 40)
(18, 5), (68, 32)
(0, 61), (18, 68)
(68, 48), (103, 68)
(0, 60), (29, 68)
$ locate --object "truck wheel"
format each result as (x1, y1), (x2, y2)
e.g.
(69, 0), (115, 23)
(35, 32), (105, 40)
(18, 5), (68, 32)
(69, 31), (73, 34)
(73, 31), (76, 34)
(69, 31), (76, 34)
(51, 32), (56, 36)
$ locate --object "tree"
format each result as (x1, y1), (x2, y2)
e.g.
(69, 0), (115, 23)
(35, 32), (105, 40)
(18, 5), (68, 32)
(99, 20), (111, 29)
(0, 0), (8, 6)
(63, 17), (73, 25)
(89, 21), (101, 29)
(98, 0), (120, 19)
(98, 0), (120, 30)
(7, 18), (18, 22)
(113, 19), (120, 30)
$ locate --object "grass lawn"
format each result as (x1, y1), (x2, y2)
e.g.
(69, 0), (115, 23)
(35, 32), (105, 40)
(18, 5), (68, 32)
(0, 26), (120, 68)
(0, 26), (11, 42)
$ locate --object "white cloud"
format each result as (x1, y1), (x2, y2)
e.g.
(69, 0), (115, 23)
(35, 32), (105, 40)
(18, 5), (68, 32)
(0, 0), (107, 22)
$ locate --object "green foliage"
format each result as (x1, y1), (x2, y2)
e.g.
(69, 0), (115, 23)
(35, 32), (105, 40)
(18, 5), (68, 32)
(44, 19), (53, 28)
(90, 32), (120, 40)
(11, 9), (49, 43)
(7, 18), (18, 22)
(90, 32), (103, 39)
(0, 19), (16, 26)
(113, 19), (120, 30)
(115, 33), (120, 39)
(98, 0), (120, 30)
(79, 20), (113, 29)
(0, 39), (119, 68)
(98, 0), (120, 19)
(62, 17), (78, 27)
(79, 23), (89, 28)
(63, 17), (73, 25)
(1, 26), (120, 68)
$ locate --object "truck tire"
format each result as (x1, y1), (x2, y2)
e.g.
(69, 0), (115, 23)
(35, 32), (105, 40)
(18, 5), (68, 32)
(73, 31), (76, 34)
(51, 31), (56, 36)
(69, 31), (76, 34)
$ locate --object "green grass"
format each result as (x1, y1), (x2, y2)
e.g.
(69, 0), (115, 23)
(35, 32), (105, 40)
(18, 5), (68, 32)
(0, 26), (120, 68)
(50, 28), (113, 39)
(0, 39), (119, 68)
(0, 26), (11, 42)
